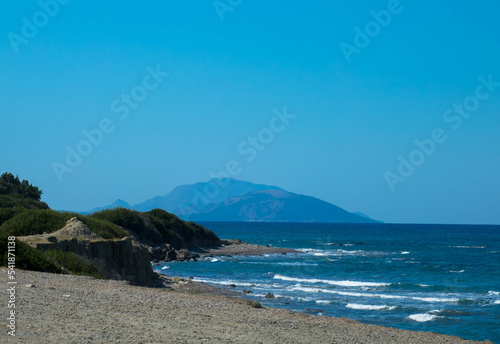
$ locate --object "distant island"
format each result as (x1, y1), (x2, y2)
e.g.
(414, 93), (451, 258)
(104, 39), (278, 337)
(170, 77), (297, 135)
(83, 178), (379, 223)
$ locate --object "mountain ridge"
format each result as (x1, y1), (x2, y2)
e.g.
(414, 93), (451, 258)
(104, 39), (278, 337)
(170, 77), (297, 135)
(84, 178), (378, 223)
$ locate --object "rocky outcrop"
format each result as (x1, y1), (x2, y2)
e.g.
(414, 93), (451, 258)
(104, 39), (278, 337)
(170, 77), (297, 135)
(19, 218), (155, 286)
(148, 245), (200, 262)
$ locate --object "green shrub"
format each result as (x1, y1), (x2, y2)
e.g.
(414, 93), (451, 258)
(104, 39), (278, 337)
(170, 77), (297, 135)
(73, 214), (128, 239)
(44, 250), (101, 279)
(145, 210), (185, 248)
(0, 206), (26, 226)
(0, 209), (128, 239)
(0, 195), (16, 209)
(145, 209), (220, 248)
(0, 209), (70, 236)
(90, 208), (144, 233)
(0, 235), (61, 273)
(0, 194), (48, 210)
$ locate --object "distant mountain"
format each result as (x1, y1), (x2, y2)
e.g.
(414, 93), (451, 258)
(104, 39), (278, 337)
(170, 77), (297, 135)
(183, 188), (377, 223)
(81, 179), (378, 223)
(84, 199), (131, 214)
(133, 178), (283, 214)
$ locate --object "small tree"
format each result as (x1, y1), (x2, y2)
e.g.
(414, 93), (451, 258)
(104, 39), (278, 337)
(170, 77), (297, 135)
(0, 172), (43, 201)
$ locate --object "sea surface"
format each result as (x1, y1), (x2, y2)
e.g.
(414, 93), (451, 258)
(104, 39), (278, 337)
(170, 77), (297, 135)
(155, 222), (500, 343)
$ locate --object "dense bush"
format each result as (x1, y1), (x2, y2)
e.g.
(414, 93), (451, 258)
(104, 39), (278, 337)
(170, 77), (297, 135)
(0, 235), (61, 273)
(0, 194), (48, 210)
(145, 209), (185, 248)
(145, 209), (220, 248)
(0, 209), (69, 236)
(44, 250), (101, 279)
(0, 209), (128, 239)
(0, 206), (26, 226)
(90, 208), (144, 233)
(76, 215), (129, 239)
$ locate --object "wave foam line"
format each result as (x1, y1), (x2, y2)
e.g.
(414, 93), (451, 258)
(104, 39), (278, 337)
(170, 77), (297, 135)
(346, 303), (396, 311)
(191, 278), (254, 287)
(408, 313), (442, 322)
(274, 274), (389, 287)
(290, 286), (462, 303)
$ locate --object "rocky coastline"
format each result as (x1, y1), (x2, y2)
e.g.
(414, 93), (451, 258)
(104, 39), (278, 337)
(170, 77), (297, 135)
(150, 239), (298, 263)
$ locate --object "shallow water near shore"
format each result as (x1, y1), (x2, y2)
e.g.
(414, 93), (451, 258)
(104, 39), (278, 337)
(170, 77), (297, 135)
(155, 222), (500, 343)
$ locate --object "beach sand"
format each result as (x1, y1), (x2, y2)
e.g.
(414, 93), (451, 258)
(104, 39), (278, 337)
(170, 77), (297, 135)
(1, 269), (494, 344)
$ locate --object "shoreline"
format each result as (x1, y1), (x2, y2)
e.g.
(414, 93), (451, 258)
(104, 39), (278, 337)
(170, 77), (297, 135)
(2, 268), (494, 344)
(187, 239), (298, 258)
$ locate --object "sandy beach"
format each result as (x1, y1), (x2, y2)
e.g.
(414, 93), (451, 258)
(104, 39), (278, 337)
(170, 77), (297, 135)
(1, 268), (493, 344)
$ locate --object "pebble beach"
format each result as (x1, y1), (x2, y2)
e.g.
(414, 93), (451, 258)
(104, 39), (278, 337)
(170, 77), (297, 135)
(1, 268), (494, 344)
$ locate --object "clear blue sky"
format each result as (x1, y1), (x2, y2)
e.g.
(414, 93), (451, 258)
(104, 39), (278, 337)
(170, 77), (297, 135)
(1, 0), (499, 224)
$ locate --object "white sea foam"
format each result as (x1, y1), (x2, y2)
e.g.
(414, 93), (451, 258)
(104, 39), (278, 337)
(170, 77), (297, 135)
(275, 262), (319, 267)
(325, 243), (355, 247)
(210, 258), (221, 262)
(408, 313), (441, 322)
(450, 270), (465, 273)
(494, 300), (500, 305)
(299, 248), (394, 258)
(346, 303), (396, 311)
(487, 290), (500, 296)
(412, 297), (460, 303)
(274, 274), (389, 287)
(161, 266), (169, 270)
(451, 246), (486, 249)
(191, 278), (253, 287)
(298, 248), (368, 257)
(401, 251), (410, 255)
(316, 300), (331, 304)
(289, 286), (462, 303)
(251, 294), (268, 298)
(335, 249), (368, 255)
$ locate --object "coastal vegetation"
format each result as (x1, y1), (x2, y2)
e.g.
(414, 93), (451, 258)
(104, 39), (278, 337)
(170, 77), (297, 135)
(0, 172), (220, 280)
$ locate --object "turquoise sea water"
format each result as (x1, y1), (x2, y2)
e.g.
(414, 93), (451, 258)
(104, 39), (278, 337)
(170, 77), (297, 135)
(155, 223), (500, 343)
